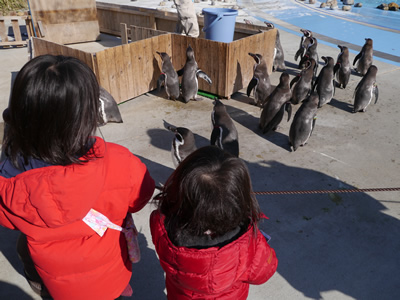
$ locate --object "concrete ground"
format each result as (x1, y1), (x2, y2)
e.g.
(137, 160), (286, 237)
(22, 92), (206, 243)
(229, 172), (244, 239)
(1, 2), (400, 300)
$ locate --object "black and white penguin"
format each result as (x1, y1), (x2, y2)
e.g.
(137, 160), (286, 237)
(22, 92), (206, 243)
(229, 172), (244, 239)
(289, 91), (319, 151)
(313, 56), (335, 108)
(178, 44), (212, 103)
(334, 45), (351, 89)
(353, 65), (379, 113)
(210, 99), (239, 157)
(156, 51), (180, 100)
(353, 38), (373, 76)
(247, 52), (273, 107)
(98, 86), (123, 126)
(290, 58), (316, 105)
(259, 72), (292, 134)
(167, 125), (197, 167)
(294, 29), (313, 62)
(299, 36), (319, 77)
(264, 22), (286, 71)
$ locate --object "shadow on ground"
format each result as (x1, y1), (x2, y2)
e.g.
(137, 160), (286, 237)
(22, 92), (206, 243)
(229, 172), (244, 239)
(246, 160), (400, 299)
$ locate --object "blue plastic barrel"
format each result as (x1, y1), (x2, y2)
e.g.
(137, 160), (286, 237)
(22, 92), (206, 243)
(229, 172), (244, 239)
(202, 8), (238, 43)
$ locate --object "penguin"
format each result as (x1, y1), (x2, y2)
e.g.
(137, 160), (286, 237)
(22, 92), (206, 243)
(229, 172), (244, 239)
(313, 56), (335, 108)
(178, 44), (212, 103)
(167, 125), (197, 167)
(353, 38), (373, 76)
(210, 99), (239, 157)
(259, 72), (292, 134)
(334, 45), (351, 89)
(294, 29), (313, 62)
(290, 58), (316, 105)
(98, 86), (123, 126)
(156, 51), (180, 100)
(289, 91), (319, 151)
(298, 36), (319, 77)
(264, 22), (286, 71)
(247, 52), (273, 107)
(353, 65), (379, 113)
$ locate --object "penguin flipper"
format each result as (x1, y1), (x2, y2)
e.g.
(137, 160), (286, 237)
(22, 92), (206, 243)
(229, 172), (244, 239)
(157, 74), (166, 91)
(210, 127), (220, 147)
(353, 52), (361, 66)
(333, 63), (340, 75)
(312, 75), (319, 92)
(374, 85), (379, 104)
(197, 70), (212, 85)
(294, 47), (303, 62)
(290, 75), (300, 89)
(177, 68), (184, 77)
(247, 77), (258, 97)
(285, 102), (292, 122)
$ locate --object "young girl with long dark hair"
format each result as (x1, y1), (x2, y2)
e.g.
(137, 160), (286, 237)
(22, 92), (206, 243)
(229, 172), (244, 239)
(0, 55), (155, 299)
(151, 146), (277, 299)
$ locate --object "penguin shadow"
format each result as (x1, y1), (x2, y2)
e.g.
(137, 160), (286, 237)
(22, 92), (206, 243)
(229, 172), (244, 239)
(284, 61), (299, 70)
(327, 98), (353, 113)
(130, 232), (166, 300)
(224, 103), (291, 152)
(233, 61), (244, 92)
(146, 128), (172, 152)
(230, 91), (257, 106)
(162, 119), (210, 148)
(281, 61), (300, 77)
(244, 160), (400, 300)
(135, 154), (173, 188)
(0, 281), (35, 300)
(151, 56), (162, 91)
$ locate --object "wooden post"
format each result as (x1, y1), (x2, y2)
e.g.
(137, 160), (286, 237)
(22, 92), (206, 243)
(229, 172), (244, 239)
(120, 23), (128, 45)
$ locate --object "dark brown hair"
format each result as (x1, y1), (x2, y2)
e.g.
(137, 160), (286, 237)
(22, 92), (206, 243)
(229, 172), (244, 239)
(3, 55), (99, 167)
(156, 146), (261, 240)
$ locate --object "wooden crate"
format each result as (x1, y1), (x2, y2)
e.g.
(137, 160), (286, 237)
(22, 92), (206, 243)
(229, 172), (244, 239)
(32, 3), (276, 103)
(32, 33), (171, 103)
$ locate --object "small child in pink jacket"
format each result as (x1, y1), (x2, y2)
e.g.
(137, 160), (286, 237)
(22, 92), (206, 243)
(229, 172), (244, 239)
(150, 146), (278, 299)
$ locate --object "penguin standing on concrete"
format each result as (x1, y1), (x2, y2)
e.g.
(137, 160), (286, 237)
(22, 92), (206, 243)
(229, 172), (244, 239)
(289, 91), (319, 151)
(264, 22), (286, 71)
(299, 37), (319, 77)
(334, 45), (351, 89)
(290, 58), (316, 105)
(294, 29), (313, 62)
(156, 51), (180, 100)
(247, 52), (273, 107)
(259, 72), (292, 134)
(178, 44), (212, 103)
(167, 125), (197, 167)
(210, 99), (239, 157)
(313, 56), (335, 108)
(353, 38), (373, 76)
(353, 65), (379, 113)
(98, 86), (123, 126)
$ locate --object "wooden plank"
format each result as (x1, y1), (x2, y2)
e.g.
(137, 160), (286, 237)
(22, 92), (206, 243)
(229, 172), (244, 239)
(122, 43), (135, 99)
(120, 23), (128, 45)
(0, 19), (9, 43)
(29, 0), (100, 44)
(93, 50), (111, 95)
(32, 37), (95, 72)
(11, 19), (22, 42)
